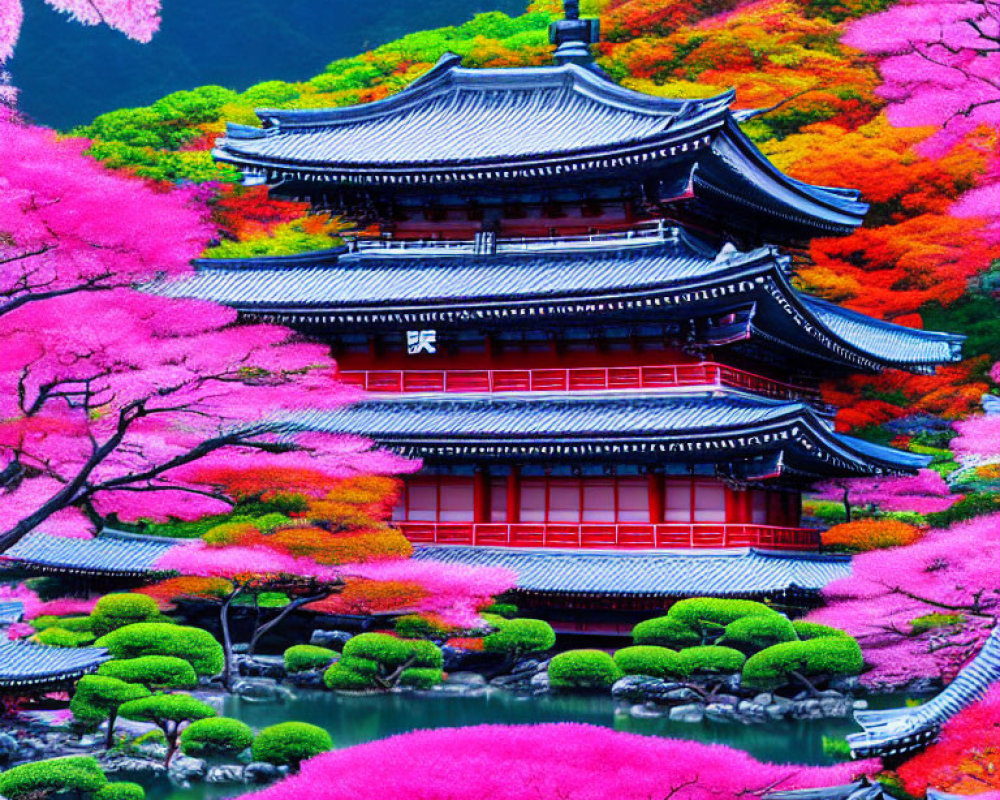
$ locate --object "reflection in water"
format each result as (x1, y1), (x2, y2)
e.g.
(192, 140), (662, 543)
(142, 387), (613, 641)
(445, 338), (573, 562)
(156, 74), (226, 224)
(144, 689), (902, 800)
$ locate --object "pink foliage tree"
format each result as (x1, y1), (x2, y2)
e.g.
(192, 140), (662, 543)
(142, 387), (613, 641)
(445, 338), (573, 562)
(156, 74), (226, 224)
(844, 0), (1000, 242)
(812, 469), (958, 520)
(0, 0), (161, 63)
(0, 116), (411, 550)
(240, 723), (879, 800)
(808, 513), (1000, 688)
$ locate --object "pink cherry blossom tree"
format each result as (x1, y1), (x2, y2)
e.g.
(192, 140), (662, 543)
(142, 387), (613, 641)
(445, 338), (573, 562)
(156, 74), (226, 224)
(808, 513), (1000, 688)
(812, 469), (958, 521)
(0, 116), (412, 550)
(844, 0), (1000, 242)
(0, 0), (161, 63)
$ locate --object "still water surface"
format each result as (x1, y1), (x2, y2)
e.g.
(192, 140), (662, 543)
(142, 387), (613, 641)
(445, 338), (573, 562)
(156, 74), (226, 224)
(144, 689), (904, 800)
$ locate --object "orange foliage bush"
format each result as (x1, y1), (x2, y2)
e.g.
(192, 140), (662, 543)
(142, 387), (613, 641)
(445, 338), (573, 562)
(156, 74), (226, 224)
(140, 576), (234, 604)
(307, 579), (429, 615)
(821, 519), (923, 550)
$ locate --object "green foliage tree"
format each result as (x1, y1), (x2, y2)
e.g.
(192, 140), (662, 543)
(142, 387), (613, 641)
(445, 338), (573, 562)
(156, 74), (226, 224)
(284, 645), (337, 674)
(180, 717), (255, 758)
(95, 783), (146, 800)
(741, 637), (864, 694)
(632, 616), (701, 648)
(322, 633), (443, 691)
(0, 757), (106, 800)
(118, 693), (218, 766)
(721, 614), (799, 654)
(482, 617), (556, 669)
(548, 650), (623, 691)
(90, 594), (165, 637)
(34, 627), (93, 647)
(95, 623), (224, 676)
(676, 645), (747, 675)
(612, 646), (687, 679)
(97, 656), (198, 690)
(251, 722), (333, 771)
(70, 676), (151, 749)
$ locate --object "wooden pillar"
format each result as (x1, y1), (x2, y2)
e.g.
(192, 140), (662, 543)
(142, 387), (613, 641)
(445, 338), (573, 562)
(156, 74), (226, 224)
(787, 492), (801, 527)
(507, 466), (521, 524)
(647, 472), (664, 524)
(473, 467), (489, 523)
(725, 487), (739, 524)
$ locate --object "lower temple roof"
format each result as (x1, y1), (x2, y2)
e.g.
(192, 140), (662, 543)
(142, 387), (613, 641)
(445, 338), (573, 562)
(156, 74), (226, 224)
(1, 531), (178, 577)
(411, 546), (851, 597)
(284, 389), (929, 477)
(0, 641), (109, 687)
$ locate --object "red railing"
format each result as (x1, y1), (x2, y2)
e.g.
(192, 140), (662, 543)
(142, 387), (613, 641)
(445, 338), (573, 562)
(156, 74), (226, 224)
(339, 362), (820, 402)
(397, 522), (820, 551)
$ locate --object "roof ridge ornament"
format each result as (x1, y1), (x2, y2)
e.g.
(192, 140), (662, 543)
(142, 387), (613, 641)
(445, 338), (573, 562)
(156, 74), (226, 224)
(550, 0), (600, 66)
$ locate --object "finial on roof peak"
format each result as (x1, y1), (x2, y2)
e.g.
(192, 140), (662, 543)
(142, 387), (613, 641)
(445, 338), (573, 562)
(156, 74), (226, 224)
(550, 1), (600, 66)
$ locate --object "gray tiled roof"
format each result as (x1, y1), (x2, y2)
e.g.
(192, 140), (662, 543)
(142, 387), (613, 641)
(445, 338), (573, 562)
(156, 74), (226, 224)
(412, 545), (851, 596)
(216, 56), (732, 169)
(162, 236), (962, 372)
(2, 532), (178, 575)
(0, 641), (109, 686)
(284, 390), (929, 474)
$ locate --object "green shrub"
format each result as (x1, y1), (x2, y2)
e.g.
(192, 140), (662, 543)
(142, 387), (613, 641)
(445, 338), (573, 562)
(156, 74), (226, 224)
(792, 621), (852, 640)
(741, 637), (864, 691)
(95, 623), (224, 675)
(676, 646), (746, 674)
(95, 783), (146, 800)
(548, 650), (623, 690)
(722, 615), (798, 654)
(32, 615), (93, 633)
(91, 594), (164, 637)
(482, 618), (556, 657)
(0, 756), (107, 800)
(70, 676), (150, 747)
(180, 717), (255, 758)
(119, 693), (217, 765)
(324, 633), (443, 690)
(251, 722), (333, 771)
(34, 626), (93, 647)
(612, 646), (686, 679)
(323, 663), (375, 691)
(631, 616), (700, 648)
(667, 598), (777, 642)
(926, 492), (1000, 527)
(97, 656), (197, 690)
(284, 645), (337, 673)
(482, 602), (518, 618)
(398, 667), (444, 688)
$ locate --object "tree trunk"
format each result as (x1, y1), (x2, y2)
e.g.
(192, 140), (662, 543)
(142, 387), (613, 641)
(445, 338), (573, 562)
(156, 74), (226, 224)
(842, 487), (852, 523)
(105, 710), (117, 750)
(790, 669), (821, 697)
(164, 722), (178, 767)
(247, 589), (335, 657)
(220, 594), (238, 692)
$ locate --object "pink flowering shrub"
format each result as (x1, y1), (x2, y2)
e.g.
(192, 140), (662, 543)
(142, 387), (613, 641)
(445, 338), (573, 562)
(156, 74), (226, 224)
(808, 514), (1000, 688)
(240, 724), (878, 800)
(813, 470), (959, 515)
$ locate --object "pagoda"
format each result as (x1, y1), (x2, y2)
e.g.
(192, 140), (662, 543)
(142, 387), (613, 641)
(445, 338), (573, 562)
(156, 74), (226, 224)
(161, 3), (963, 631)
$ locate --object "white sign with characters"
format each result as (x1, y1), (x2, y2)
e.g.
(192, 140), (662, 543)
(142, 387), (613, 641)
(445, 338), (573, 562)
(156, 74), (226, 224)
(407, 330), (437, 355)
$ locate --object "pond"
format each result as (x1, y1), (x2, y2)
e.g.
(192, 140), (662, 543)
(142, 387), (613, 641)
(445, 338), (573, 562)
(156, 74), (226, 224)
(142, 689), (907, 800)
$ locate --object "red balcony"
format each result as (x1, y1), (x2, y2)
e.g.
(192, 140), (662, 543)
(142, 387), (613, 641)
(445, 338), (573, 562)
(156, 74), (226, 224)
(339, 362), (821, 403)
(396, 522), (820, 551)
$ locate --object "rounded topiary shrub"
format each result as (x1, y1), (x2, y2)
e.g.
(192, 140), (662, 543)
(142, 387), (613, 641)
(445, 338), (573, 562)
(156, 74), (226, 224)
(90, 594), (164, 637)
(667, 598), (777, 632)
(32, 615), (92, 633)
(741, 637), (864, 691)
(482, 618), (556, 656)
(631, 616), (700, 648)
(251, 721), (333, 771)
(97, 656), (197, 690)
(0, 756), (106, 800)
(482, 602), (518, 619)
(284, 645), (337, 674)
(612, 646), (686, 679)
(180, 717), (255, 758)
(398, 667), (444, 689)
(792, 621), (851, 641)
(95, 623), (224, 676)
(393, 614), (450, 640)
(33, 627), (93, 648)
(323, 662), (375, 691)
(548, 650), (623, 691)
(821, 519), (921, 551)
(722, 614), (798, 654)
(95, 783), (146, 800)
(676, 646), (747, 675)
